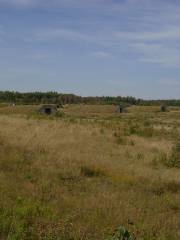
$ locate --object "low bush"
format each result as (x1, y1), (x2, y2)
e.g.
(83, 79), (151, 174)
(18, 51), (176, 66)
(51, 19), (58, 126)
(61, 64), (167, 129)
(80, 165), (106, 177)
(151, 180), (180, 196)
(126, 124), (154, 138)
(107, 226), (134, 240)
(164, 140), (180, 168)
(116, 137), (128, 145)
(55, 111), (65, 118)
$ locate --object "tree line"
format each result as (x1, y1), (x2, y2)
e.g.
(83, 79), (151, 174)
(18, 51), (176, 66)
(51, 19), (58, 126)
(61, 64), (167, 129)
(0, 91), (179, 106)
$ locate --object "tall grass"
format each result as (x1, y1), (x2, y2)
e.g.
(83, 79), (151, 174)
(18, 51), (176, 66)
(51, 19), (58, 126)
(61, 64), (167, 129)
(0, 105), (179, 239)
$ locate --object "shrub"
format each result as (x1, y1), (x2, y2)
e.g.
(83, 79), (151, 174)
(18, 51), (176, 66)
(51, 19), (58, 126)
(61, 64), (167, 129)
(138, 126), (154, 138)
(167, 198), (180, 211)
(143, 120), (151, 127)
(1, 198), (52, 239)
(80, 165), (105, 177)
(158, 151), (168, 163)
(116, 137), (127, 145)
(165, 140), (180, 168)
(55, 111), (65, 118)
(126, 124), (154, 138)
(155, 151), (168, 167)
(136, 152), (144, 160)
(107, 226), (134, 240)
(151, 180), (180, 195)
(129, 140), (135, 146)
(100, 128), (105, 134)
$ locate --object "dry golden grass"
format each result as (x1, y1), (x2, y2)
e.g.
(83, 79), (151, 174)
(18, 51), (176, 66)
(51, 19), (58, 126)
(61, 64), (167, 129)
(0, 105), (38, 115)
(0, 105), (180, 239)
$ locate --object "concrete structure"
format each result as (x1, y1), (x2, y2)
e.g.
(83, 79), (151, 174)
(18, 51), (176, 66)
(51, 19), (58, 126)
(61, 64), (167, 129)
(38, 104), (57, 115)
(116, 105), (126, 113)
(161, 105), (168, 112)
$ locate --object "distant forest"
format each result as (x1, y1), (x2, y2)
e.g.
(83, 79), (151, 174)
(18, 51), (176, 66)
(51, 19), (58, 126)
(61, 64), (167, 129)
(0, 91), (180, 106)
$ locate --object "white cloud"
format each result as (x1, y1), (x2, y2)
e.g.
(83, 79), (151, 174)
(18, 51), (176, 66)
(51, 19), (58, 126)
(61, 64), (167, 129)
(112, 26), (180, 67)
(0, 26), (5, 42)
(131, 43), (180, 67)
(157, 78), (180, 87)
(91, 51), (112, 58)
(0, 0), (35, 7)
(3, 0), (180, 68)
(0, 0), (116, 8)
(29, 53), (49, 60)
(114, 27), (180, 41)
(36, 28), (92, 42)
(33, 26), (180, 67)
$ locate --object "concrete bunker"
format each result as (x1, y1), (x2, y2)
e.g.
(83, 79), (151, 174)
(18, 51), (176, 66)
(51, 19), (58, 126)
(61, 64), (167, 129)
(161, 105), (168, 112)
(38, 104), (58, 115)
(116, 105), (127, 113)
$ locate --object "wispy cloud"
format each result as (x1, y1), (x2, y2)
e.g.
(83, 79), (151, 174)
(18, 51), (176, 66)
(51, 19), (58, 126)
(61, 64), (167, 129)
(157, 78), (180, 86)
(36, 28), (92, 42)
(112, 26), (180, 67)
(114, 27), (180, 41)
(91, 51), (112, 58)
(135, 43), (180, 67)
(0, 0), (35, 7)
(28, 53), (50, 60)
(34, 25), (180, 67)
(1, 0), (180, 98)
(0, 26), (5, 42)
(0, 0), (119, 9)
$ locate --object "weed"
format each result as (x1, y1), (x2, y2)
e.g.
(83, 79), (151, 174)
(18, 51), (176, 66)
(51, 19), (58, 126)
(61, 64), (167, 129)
(136, 153), (144, 160)
(80, 165), (106, 177)
(100, 128), (105, 134)
(107, 226), (134, 240)
(163, 140), (180, 168)
(55, 111), (65, 118)
(151, 180), (180, 196)
(116, 137), (127, 145)
(166, 198), (180, 211)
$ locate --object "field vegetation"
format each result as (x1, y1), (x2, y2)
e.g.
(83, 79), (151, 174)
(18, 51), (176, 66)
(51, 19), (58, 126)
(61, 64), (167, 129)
(0, 104), (180, 239)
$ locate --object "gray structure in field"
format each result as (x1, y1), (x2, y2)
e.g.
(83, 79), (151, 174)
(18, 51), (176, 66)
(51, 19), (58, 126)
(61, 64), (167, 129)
(116, 105), (126, 113)
(38, 104), (58, 115)
(161, 105), (168, 112)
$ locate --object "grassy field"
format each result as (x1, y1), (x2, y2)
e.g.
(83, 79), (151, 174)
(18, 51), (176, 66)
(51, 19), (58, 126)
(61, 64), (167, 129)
(0, 104), (180, 239)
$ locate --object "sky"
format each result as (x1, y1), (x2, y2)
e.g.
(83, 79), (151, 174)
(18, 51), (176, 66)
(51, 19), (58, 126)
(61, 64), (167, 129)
(0, 0), (180, 99)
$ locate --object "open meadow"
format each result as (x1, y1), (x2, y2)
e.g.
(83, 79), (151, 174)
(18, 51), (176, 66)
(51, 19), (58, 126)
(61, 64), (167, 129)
(0, 104), (180, 240)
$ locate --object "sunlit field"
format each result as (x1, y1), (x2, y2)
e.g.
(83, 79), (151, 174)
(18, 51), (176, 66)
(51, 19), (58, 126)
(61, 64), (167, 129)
(0, 104), (180, 239)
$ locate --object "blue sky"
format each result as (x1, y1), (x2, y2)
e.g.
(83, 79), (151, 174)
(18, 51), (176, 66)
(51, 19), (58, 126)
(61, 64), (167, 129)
(0, 0), (180, 99)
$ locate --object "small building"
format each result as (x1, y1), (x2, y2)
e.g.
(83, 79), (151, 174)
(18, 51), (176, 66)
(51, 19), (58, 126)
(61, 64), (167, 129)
(161, 105), (168, 112)
(38, 104), (57, 115)
(116, 105), (126, 113)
